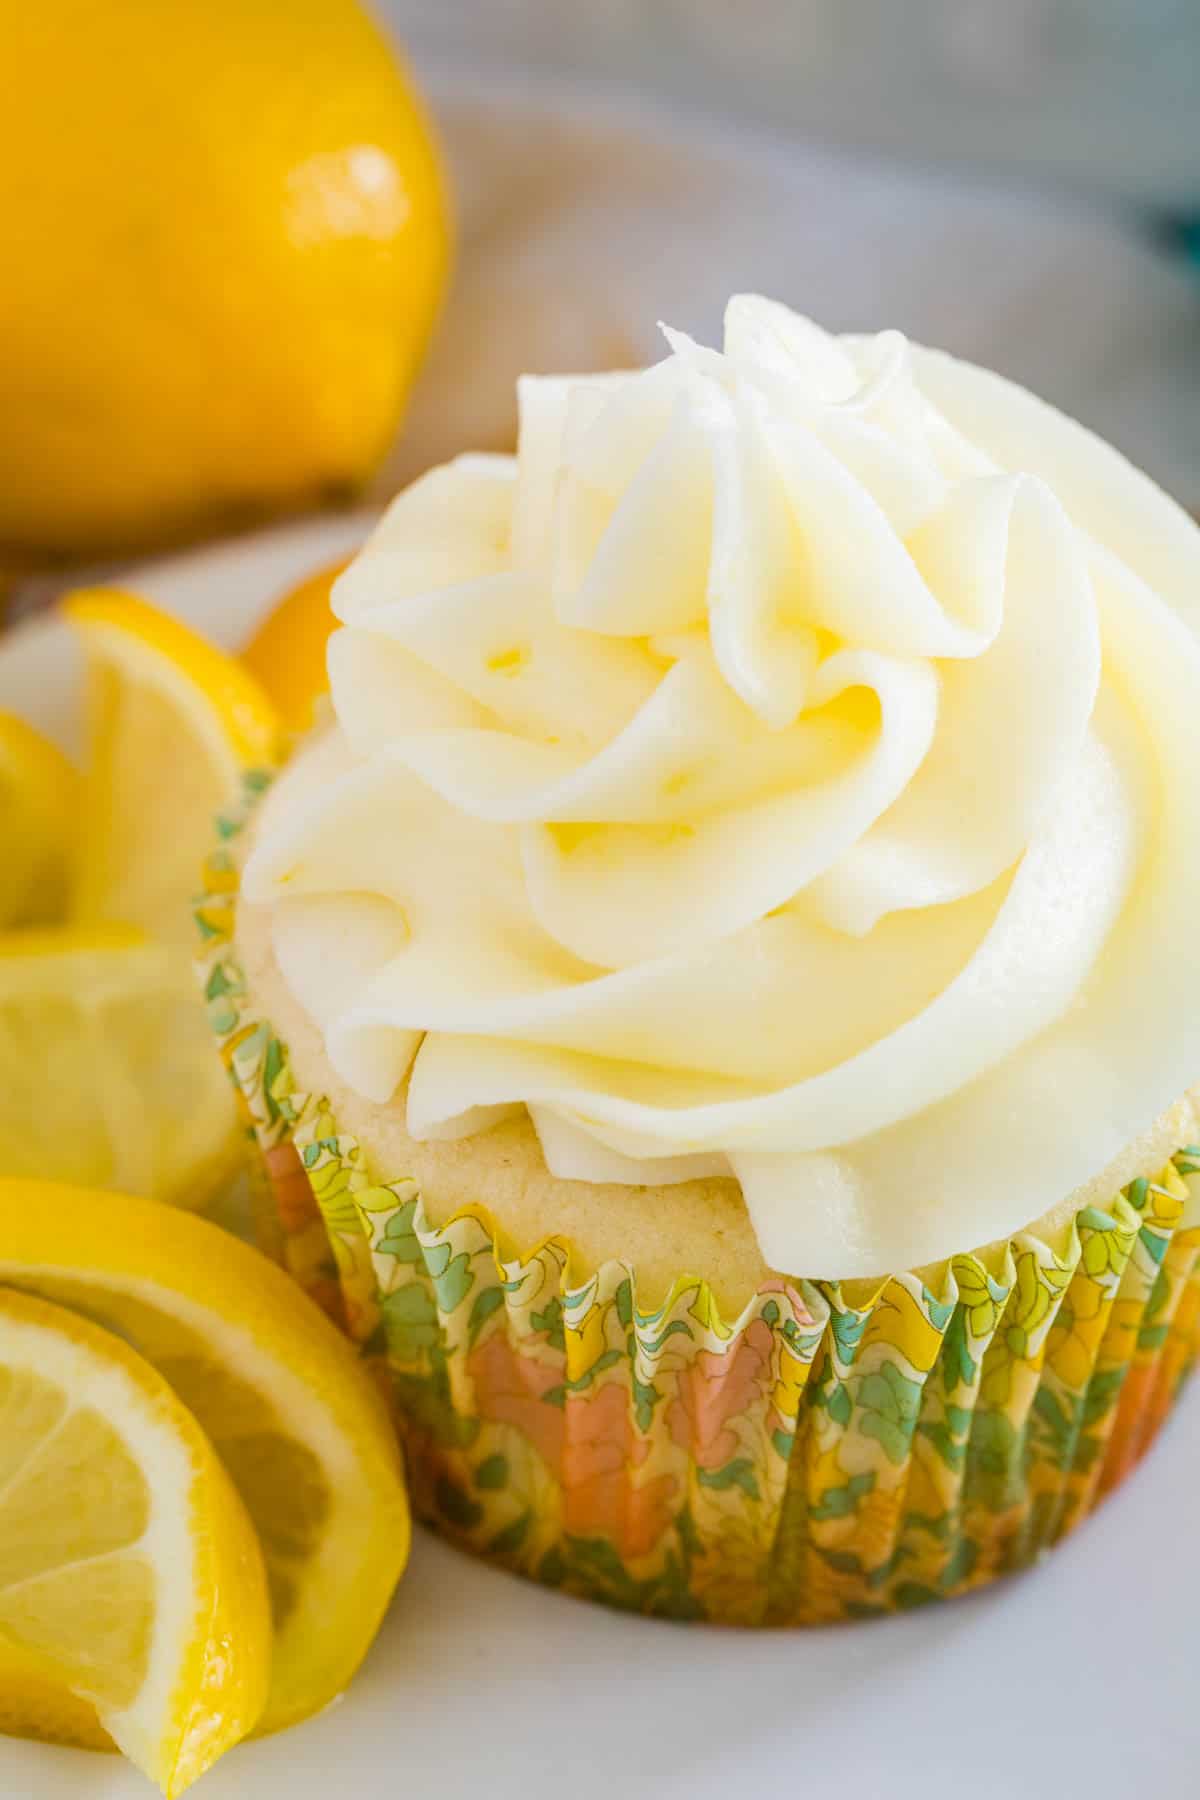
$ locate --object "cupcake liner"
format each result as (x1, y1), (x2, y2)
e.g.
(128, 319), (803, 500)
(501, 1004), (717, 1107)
(199, 777), (1200, 1625)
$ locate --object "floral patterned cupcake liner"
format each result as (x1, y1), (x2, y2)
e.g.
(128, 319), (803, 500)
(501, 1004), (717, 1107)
(199, 773), (1200, 1626)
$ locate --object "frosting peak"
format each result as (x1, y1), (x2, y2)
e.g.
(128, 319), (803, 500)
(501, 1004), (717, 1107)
(244, 296), (1200, 1276)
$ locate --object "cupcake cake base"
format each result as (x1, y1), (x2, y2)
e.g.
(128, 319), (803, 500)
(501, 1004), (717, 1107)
(200, 780), (1200, 1627)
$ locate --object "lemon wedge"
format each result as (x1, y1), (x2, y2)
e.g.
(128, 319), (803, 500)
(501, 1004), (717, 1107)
(0, 1180), (410, 1737)
(0, 710), (77, 928)
(0, 927), (241, 1210)
(0, 1285), (271, 1796)
(64, 589), (281, 949)
(0, 1632), (113, 1753)
(241, 555), (354, 731)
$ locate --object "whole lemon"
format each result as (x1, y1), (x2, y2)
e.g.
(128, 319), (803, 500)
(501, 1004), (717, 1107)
(1, 1), (450, 562)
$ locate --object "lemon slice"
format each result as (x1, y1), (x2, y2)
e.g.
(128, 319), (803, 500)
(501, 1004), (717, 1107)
(0, 1285), (271, 1796)
(0, 710), (77, 928)
(0, 927), (241, 1210)
(64, 589), (281, 949)
(0, 1180), (410, 1736)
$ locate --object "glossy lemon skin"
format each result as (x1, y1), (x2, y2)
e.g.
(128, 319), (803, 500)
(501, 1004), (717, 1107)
(1, 1), (450, 562)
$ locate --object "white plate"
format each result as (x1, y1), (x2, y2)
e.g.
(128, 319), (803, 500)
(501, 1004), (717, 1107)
(3, 515), (1199, 1800)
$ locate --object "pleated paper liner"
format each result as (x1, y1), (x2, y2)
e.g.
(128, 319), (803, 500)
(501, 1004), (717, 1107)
(199, 776), (1200, 1626)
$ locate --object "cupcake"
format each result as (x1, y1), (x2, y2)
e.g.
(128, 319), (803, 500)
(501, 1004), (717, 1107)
(203, 296), (1200, 1624)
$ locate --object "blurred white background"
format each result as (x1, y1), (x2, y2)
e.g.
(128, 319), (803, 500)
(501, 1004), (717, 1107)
(388, 0), (1199, 203)
(372, 0), (1200, 506)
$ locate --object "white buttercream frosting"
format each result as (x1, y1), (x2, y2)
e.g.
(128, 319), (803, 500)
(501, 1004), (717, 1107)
(242, 296), (1200, 1277)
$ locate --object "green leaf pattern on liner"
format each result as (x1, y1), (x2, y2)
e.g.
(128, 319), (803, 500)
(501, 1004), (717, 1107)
(197, 768), (1200, 1627)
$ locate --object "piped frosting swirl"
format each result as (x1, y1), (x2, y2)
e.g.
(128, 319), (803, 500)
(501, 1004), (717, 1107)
(243, 296), (1200, 1275)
